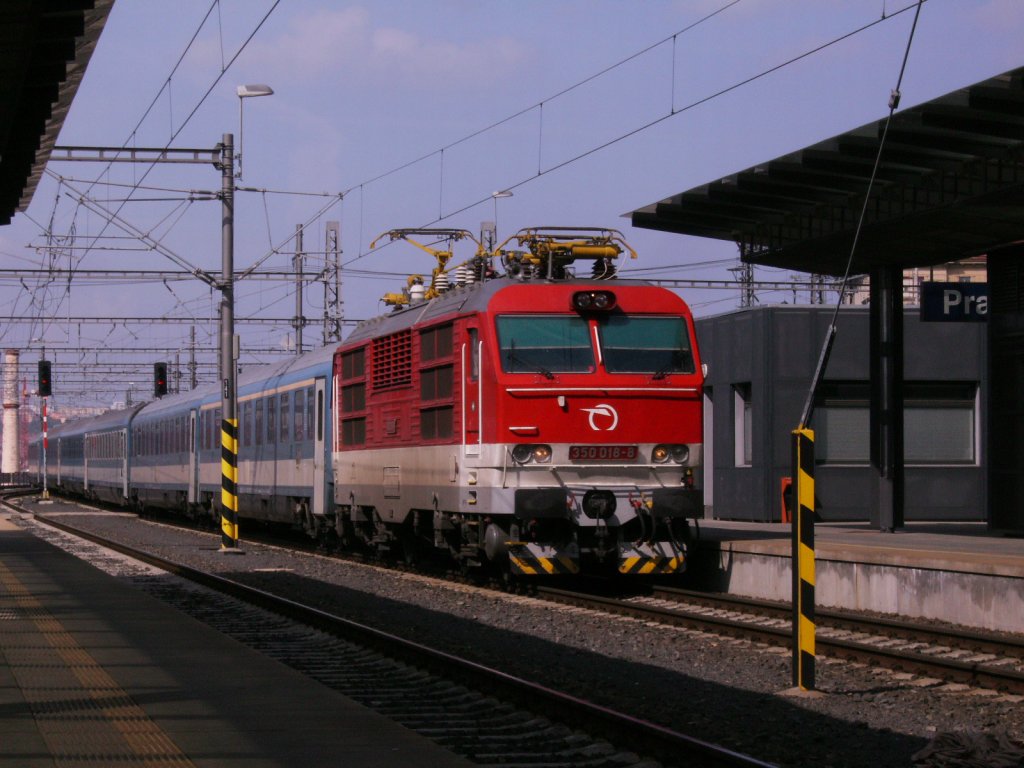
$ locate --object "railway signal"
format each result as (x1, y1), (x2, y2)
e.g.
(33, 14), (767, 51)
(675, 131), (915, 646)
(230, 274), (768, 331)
(37, 360), (52, 397)
(154, 362), (168, 397)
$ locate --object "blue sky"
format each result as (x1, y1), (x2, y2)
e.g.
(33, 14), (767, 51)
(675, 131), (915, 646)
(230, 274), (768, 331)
(2, 0), (1022, 407)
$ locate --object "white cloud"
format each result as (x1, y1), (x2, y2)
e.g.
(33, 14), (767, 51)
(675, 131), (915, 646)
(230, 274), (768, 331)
(239, 6), (527, 89)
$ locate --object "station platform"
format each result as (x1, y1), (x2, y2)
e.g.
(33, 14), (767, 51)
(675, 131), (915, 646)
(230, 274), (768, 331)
(686, 520), (1024, 634)
(0, 516), (473, 768)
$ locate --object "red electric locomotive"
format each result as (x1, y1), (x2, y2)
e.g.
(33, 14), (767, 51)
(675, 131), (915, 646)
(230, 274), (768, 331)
(331, 227), (703, 578)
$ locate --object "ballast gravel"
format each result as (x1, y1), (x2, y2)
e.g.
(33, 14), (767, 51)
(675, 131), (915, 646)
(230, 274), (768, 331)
(22, 509), (1024, 768)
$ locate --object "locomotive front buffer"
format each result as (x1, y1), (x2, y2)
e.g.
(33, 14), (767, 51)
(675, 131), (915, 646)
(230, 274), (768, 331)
(505, 539), (684, 576)
(499, 484), (695, 577)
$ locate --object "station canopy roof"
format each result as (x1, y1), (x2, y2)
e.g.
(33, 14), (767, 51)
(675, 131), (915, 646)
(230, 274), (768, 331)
(0, 0), (113, 226)
(630, 66), (1024, 277)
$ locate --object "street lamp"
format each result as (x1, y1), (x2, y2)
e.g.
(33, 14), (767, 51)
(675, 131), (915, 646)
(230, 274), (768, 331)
(492, 190), (513, 238)
(236, 84), (274, 179)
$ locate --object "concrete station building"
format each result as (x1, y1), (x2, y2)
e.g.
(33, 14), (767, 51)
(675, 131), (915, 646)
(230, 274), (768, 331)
(633, 66), (1024, 533)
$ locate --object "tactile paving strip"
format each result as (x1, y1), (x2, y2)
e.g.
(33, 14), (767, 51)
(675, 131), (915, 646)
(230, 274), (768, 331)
(0, 560), (196, 767)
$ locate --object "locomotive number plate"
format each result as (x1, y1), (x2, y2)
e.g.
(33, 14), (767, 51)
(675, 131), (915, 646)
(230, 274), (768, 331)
(569, 445), (638, 462)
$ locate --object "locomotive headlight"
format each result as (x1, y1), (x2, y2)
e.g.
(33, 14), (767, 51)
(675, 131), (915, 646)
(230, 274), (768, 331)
(653, 444), (689, 464)
(511, 444), (534, 464)
(511, 444), (553, 464)
(671, 445), (689, 464)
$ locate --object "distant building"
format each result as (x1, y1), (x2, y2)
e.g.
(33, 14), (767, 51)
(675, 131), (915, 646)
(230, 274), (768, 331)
(696, 304), (986, 523)
(846, 256), (987, 306)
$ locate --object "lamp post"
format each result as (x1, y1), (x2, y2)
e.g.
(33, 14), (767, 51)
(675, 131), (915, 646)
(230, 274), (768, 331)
(235, 84), (274, 180)
(220, 84), (272, 551)
(218, 133), (241, 551)
(492, 190), (513, 238)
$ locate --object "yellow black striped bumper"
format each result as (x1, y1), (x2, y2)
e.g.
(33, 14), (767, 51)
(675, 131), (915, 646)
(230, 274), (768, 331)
(618, 542), (686, 574)
(507, 542), (580, 575)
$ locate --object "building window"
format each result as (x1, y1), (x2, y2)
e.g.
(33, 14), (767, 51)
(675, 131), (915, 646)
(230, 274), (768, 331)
(815, 381), (977, 466)
(905, 383), (977, 465)
(733, 383), (752, 467)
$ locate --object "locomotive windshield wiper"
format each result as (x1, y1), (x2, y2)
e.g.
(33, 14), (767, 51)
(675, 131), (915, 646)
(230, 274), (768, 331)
(651, 351), (683, 380)
(506, 341), (554, 379)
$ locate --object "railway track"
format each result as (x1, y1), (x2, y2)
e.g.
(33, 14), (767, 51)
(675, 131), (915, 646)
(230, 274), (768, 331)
(536, 584), (1024, 694)
(3, 497), (775, 768)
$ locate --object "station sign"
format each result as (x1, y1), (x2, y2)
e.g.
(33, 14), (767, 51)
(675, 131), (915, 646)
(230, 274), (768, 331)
(920, 281), (987, 322)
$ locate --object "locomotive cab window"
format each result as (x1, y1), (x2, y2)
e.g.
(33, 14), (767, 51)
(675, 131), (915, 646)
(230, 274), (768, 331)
(598, 316), (694, 375)
(496, 316), (594, 374)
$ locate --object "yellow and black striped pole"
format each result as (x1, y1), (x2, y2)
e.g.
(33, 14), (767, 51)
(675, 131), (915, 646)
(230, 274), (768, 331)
(217, 133), (241, 553)
(791, 427), (816, 690)
(221, 416), (239, 549)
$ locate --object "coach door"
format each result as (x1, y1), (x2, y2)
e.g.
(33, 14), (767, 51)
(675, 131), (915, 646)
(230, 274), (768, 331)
(312, 379), (326, 515)
(188, 410), (199, 504)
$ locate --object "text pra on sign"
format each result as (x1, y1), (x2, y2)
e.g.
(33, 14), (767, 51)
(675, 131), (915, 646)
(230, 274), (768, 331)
(919, 281), (988, 323)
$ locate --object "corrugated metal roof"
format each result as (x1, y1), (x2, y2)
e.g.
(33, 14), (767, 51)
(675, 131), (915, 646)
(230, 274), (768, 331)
(0, 0), (114, 225)
(631, 66), (1024, 276)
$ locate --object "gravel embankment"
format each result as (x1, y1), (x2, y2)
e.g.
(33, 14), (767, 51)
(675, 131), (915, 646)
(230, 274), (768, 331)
(20, 509), (1024, 768)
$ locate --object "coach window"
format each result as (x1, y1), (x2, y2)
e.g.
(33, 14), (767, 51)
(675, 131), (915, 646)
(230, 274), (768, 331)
(280, 392), (290, 443)
(307, 386), (315, 441)
(294, 390), (305, 441)
(240, 402), (249, 448)
(318, 390), (324, 442)
(266, 397), (276, 444)
(255, 400), (264, 446)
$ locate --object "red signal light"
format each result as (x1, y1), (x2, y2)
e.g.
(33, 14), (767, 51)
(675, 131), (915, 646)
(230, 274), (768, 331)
(154, 362), (168, 397)
(37, 360), (52, 397)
